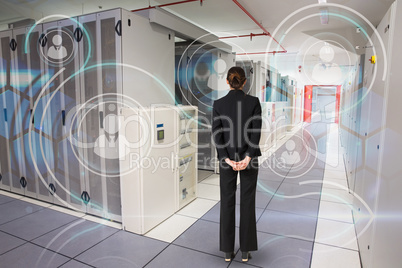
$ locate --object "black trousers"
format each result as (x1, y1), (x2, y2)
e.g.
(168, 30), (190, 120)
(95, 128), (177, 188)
(219, 158), (258, 252)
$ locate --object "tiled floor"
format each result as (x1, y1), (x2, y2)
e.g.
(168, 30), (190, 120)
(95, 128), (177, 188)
(198, 169), (215, 183)
(0, 122), (361, 268)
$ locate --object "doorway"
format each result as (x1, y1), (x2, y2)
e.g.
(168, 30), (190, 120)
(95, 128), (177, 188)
(304, 85), (341, 123)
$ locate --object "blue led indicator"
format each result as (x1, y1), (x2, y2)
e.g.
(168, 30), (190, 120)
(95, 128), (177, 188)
(157, 124), (164, 128)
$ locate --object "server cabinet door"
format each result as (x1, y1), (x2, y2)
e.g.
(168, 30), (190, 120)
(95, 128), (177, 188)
(0, 30), (13, 191)
(97, 9), (122, 221)
(37, 20), (67, 204)
(8, 28), (28, 195)
(353, 23), (387, 266)
(347, 81), (363, 193)
(78, 9), (122, 221)
(11, 26), (43, 199)
(49, 17), (85, 210)
(25, 24), (53, 202)
(353, 54), (371, 209)
(38, 17), (86, 208)
(78, 13), (102, 218)
(186, 45), (218, 171)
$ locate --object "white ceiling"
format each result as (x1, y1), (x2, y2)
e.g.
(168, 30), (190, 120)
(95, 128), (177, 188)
(0, 0), (394, 58)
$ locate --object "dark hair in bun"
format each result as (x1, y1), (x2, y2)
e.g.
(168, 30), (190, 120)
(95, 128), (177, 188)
(226, 66), (246, 90)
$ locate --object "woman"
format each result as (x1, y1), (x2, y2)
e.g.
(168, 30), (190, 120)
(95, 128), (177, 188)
(212, 66), (262, 262)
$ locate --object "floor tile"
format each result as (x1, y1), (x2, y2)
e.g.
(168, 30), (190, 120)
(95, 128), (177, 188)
(293, 157), (326, 171)
(145, 244), (228, 268)
(197, 183), (220, 201)
(259, 161), (291, 178)
(82, 215), (122, 229)
(31, 219), (119, 258)
(324, 165), (346, 172)
(0, 199), (45, 225)
(325, 166), (346, 174)
(201, 203), (264, 228)
(322, 177), (349, 190)
(0, 190), (23, 199)
(0, 208), (79, 241)
(257, 170), (286, 182)
(257, 210), (317, 241)
(325, 170), (347, 180)
(320, 188), (353, 204)
(228, 260), (260, 267)
(326, 151), (342, 157)
(318, 201), (354, 224)
(0, 194), (16, 205)
(198, 170), (214, 183)
(310, 243), (361, 268)
(0, 231), (26, 255)
(276, 182), (322, 200)
(325, 161), (345, 168)
(176, 198), (218, 219)
(20, 197), (52, 208)
(0, 242), (69, 268)
(267, 196), (320, 218)
(283, 175), (323, 186)
(287, 167), (324, 178)
(326, 156), (340, 165)
(233, 232), (313, 268)
(59, 259), (93, 268)
(200, 174), (220, 186)
(255, 180), (281, 193)
(173, 219), (239, 257)
(325, 154), (341, 161)
(48, 205), (86, 218)
(236, 189), (273, 209)
(145, 214), (197, 243)
(314, 218), (358, 250)
(75, 231), (168, 268)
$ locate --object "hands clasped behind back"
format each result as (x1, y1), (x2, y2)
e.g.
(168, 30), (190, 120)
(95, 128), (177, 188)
(225, 156), (251, 171)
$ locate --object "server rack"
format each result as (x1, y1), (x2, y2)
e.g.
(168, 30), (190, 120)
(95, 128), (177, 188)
(260, 102), (275, 155)
(176, 106), (198, 210)
(0, 8), (175, 222)
(119, 105), (198, 234)
(175, 43), (234, 171)
(274, 102), (287, 141)
(341, 1), (402, 266)
(0, 29), (14, 192)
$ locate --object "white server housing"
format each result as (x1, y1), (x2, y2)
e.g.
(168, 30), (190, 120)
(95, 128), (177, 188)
(119, 105), (198, 235)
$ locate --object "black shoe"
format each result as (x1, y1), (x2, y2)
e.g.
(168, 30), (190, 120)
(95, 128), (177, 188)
(242, 251), (251, 262)
(224, 252), (235, 262)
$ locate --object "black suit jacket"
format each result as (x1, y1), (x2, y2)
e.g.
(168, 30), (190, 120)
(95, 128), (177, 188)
(212, 90), (262, 161)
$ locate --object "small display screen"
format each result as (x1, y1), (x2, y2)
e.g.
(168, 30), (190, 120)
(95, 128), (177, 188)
(157, 130), (164, 141)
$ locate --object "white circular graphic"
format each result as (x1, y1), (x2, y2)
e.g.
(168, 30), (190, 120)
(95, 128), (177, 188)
(39, 29), (76, 65)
